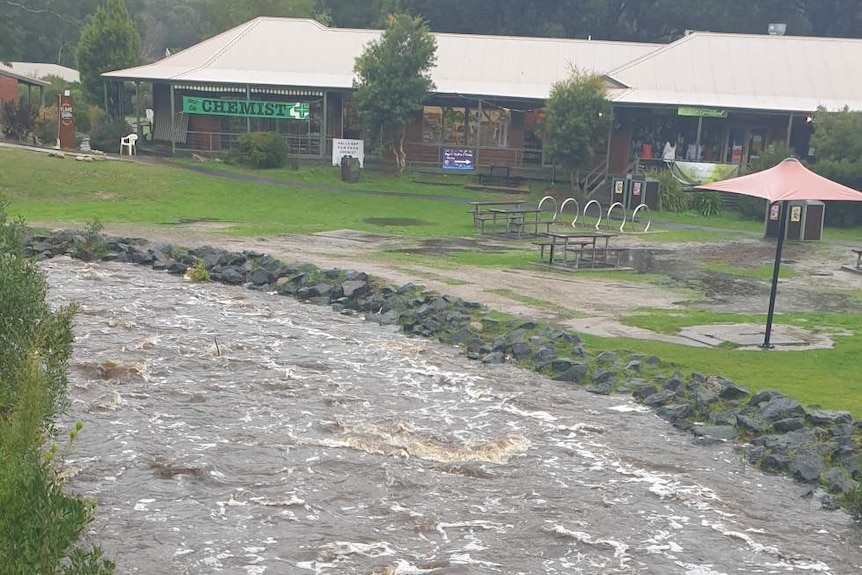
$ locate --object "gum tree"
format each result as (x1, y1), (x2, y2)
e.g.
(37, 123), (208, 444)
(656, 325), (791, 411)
(352, 13), (437, 172)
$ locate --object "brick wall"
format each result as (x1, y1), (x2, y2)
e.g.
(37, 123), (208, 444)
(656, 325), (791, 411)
(0, 76), (19, 106)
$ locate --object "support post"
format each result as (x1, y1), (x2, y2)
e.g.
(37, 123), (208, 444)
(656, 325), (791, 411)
(246, 85), (251, 134)
(476, 99), (482, 167)
(321, 91), (327, 159)
(27, 84), (32, 106)
(135, 81), (141, 137)
(762, 200), (788, 349)
(170, 83), (176, 155)
(785, 112), (794, 149)
(695, 116), (703, 155)
(103, 82), (109, 114)
(604, 117), (613, 176)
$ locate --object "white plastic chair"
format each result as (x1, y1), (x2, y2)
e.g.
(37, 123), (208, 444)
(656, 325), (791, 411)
(120, 133), (138, 156)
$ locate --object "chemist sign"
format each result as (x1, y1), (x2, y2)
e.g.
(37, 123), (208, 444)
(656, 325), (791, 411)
(182, 97), (310, 120)
(332, 139), (364, 167)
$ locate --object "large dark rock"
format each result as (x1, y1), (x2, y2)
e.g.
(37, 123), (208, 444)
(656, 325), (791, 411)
(250, 268), (275, 286)
(482, 351), (505, 365)
(552, 363), (589, 384)
(748, 390), (784, 407)
(808, 410), (853, 426)
(773, 417), (805, 433)
(693, 425), (738, 440)
(586, 381), (612, 395)
(217, 267), (246, 285)
(757, 396), (805, 422)
(642, 389), (676, 407)
(788, 448), (825, 483)
(342, 280), (368, 298)
(657, 403), (691, 423)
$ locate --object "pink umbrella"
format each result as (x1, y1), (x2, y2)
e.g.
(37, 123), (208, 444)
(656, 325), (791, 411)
(695, 158), (862, 348)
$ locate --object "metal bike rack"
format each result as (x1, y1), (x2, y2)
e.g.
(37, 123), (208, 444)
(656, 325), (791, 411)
(538, 195), (558, 223)
(607, 201), (627, 232)
(560, 197), (580, 228)
(630, 204), (652, 233)
(584, 199), (602, 231)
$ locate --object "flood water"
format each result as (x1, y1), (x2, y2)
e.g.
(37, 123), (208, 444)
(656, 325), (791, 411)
(44, 257), (862, 574)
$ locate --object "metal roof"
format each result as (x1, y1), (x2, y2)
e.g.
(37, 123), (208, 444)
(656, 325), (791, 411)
(102, 18), (657, 100)
(607, 32), (862, 112)
(1, 62), (80, 83)
(0, 66), (49, 87)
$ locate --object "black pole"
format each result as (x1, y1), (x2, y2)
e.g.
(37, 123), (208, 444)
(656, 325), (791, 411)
(762, 200), (788, 349)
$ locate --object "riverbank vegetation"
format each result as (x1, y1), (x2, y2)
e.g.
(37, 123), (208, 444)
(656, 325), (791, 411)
(0, 199), (114, 573)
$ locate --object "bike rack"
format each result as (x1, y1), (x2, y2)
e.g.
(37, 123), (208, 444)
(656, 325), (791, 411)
(630, 204), (652, 233)
(538, 195), (558, 223)
(607, 201), (627, 232)
(560, 197), (580, 228)
(584, 199), (602, 230)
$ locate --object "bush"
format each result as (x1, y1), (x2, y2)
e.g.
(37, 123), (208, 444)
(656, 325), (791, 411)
(33, 106), (59, 147)
(692, 191), (722, 217)
(736, 195), (767, 221)
(88, 115), (131, 153)
(1, 100), (37, 141)
(648, 169), (691, 213)
(235, 131), (287, 169)
(0, 199), (114, 573)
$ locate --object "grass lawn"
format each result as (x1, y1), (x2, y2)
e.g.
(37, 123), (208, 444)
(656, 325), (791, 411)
(3, 147), (862, 415)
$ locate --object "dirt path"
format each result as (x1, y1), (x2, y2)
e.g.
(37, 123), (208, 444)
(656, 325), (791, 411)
(69, 221), (861, 346)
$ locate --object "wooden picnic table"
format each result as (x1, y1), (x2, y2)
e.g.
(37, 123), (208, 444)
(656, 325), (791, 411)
(468, 200), (525, 233)
(542, 231), (618, 268)
(487, 207), (544, 238)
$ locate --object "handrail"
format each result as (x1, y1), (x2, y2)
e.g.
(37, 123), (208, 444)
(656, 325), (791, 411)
(607, 202), (626, 232)
(560, 198), (580, 228)
(631, 204), (652, 233)
(583, 199), (602, 230)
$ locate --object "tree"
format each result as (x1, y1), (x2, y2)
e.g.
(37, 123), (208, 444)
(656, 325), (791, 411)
(76, 0), (140, 109)
(809, 107), (862, 226)
(200, 0), (315, 35)
(352, 13), (437, 171)
(542, 70), (612, 189)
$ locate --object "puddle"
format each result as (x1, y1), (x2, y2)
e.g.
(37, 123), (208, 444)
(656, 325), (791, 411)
(390, 237), (508, 257)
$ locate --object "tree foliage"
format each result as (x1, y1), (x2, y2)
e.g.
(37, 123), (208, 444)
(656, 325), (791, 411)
(352, 13), (437, 171)
(543, 70), (612, 183)
(809, 108), (862, 226)
(76, 0), (141, 108)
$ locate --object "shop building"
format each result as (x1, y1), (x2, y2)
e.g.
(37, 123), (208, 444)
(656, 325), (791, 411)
(103, 18), (862, 187)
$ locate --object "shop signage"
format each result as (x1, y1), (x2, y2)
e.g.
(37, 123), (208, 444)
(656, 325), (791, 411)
(441, 147), (475, 171)
(677, 106), (728, 118)
(670, 161), (739, 185)
(182, 97), (310, 120)
(332, 139), (364, 167)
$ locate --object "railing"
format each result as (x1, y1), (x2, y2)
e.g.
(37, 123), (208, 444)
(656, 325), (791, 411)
(173, 130), (326, 157)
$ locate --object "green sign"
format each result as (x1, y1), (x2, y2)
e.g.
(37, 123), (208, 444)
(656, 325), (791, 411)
(677, 106), (728, 118)
(182, 97), (310, 120)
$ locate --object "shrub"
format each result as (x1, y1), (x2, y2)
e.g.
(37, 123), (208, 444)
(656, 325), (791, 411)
(236, 131), (287, 169)
(33, 106), (59, 147)
(185, 260), (210, 282)
(648, 169), (691, 213)
(736, 195), (767, 221)
(88, 115), (131, 153)
(692, 191), (722, 217)
(0, 199), (113, 573)
(1, 100), (38, 141)
(72, 219), (108, 262)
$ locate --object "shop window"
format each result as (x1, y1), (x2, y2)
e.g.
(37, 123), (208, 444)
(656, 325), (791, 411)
(471, 107), (510, 148)
(422, 106), (467, 144)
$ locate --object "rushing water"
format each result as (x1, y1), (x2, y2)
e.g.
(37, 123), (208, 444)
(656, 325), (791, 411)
(43, 257), (862, 574)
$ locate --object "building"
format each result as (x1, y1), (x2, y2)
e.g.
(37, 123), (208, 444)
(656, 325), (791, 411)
(1, 62), (80, 84)
(0, 66), (48, 107)
(102, 18), (862, 187)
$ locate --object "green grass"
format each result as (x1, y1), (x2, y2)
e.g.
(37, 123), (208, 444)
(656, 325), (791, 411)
(609, 307), (862, 415)
(0, 149), (477, 237)
(485, 288), (588, 319)
(703, 261), (795, 280)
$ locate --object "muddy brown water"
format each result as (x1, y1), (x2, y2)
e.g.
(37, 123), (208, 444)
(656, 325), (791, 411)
(44, 257), (862, 574)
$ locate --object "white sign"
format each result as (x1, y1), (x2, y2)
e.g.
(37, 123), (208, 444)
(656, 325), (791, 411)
(332, 139), (364, 167)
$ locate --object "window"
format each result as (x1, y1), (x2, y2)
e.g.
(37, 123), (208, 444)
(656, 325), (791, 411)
(422, 106), (467, 144)
(471, 107), (510, 148)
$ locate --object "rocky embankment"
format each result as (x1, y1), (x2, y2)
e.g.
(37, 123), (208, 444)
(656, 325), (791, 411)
(26, 229), (862, 514)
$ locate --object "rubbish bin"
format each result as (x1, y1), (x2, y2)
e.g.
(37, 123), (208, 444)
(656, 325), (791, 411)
(764, 200), (825, 241)
(340, 155), (360, 183)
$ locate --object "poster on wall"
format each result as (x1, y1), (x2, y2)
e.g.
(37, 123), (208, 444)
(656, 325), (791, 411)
(632, 181), (642, 196)
(790, 205), (802, 223)
(332, 139), (364, 167)
(441, 148), (475, 171)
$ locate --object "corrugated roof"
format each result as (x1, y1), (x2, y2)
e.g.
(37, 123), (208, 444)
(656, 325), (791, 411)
(0, 66), (49, 87)
(2, 62), (80, 83)
(103, 18), (657, 100)
(607, 32), (862, 112)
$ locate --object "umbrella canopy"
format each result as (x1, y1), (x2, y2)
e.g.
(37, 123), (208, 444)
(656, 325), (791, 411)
(694, 157), (862, 202)
(693, 157), (862, 349)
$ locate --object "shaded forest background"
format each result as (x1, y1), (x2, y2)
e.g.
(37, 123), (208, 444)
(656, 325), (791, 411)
(2, 0), (861, 67)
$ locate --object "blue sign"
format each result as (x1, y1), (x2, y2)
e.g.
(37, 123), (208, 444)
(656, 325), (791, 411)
(441, 148), (475, 171)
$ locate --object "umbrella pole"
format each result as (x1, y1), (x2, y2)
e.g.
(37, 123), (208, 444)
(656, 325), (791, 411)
(762, 200), (788, 349)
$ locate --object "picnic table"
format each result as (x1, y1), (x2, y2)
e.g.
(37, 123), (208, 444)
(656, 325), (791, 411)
(487, 207), (544, 238)
(468, 200), (525, 233)
(853, 248), (862, 270)
(538, 231), (622, 269)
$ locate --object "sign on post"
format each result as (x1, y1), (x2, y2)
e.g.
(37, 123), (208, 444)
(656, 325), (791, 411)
(441, 148), (475, 171)
(182, 97), (310, 120)
(332, 139), (364, 167)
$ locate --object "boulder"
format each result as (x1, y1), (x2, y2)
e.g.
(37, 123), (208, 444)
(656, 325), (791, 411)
(552, 363), (588, 384)
(757, 396), (805, 422)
